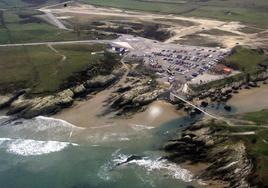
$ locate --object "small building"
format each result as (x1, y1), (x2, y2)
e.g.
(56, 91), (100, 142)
(211, 64), (232, 75)
(223, 67), (232, 74)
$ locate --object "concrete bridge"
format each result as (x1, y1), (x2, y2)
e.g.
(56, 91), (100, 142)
(170, 92), (220, 120)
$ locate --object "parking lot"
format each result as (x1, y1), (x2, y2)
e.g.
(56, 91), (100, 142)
(111, 35), (232, 89)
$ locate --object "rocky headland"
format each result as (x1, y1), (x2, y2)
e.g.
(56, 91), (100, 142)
(163, 119), (259, 188)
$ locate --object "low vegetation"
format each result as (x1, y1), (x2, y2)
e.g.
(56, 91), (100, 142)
(241, 109), (268, 125)
(178, 34), (223, 47)
(223, 46), (268, 73)
(0, 44), (119, 95)
(0, 8), (117, 44)
(204, 119), (268, 187)
(223, 109), (268, 186)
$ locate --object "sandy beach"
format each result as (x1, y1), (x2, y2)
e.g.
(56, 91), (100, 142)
(54, 89), (185, 128)
(227, 84), (268, 113)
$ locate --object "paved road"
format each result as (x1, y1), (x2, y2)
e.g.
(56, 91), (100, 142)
(0, 40), (110, 47)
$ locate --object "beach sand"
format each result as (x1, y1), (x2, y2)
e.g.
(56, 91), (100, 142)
(227, 84), (268, 113)
(54, 88), (184, 128)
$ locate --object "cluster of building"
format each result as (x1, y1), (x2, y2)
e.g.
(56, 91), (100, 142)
(144, 46), (232, 84)
(108, 35), (234, 92)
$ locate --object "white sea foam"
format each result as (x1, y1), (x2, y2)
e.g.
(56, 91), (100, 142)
(34, 116), (84, 129)
(127, 158), (193, 182)
(98, 150), (193, 183)
(130, 124), (154, 131)
(0, 137), (78, 156)
(90, 124), (115, 129)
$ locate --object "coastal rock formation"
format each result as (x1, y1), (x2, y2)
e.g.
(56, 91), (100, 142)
(132, 89), (165, 105)
(72, 84), (86, 96)
(8, 89), (74, 118)
(163, 120), (254, 188)
(0, 95), (15, 109)
(3, 72), (121, 118)
(85, 75), (117, 88)
(111, 85), (151, 108)
(0, 90), (25, 109)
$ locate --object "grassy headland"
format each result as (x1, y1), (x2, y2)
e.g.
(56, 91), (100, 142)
(224, 46), (268, 73)
(0, 43), (119, 95)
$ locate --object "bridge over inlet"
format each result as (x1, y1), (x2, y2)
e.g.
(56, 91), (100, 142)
(170, 92), (220, 120)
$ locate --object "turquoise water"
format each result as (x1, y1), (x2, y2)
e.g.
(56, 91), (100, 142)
(0, 116), (196, 188)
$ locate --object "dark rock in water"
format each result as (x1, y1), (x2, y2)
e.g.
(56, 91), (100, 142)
(200, 101), (208, 107)
(189, 108), (201, 116)
(196, 109), (202, 114)
(176, 103), (184, 110)
(184, 106), (191, 112)
(233, 90), (239, 94)
(226, 94), (232, 99)
(189, 109), (196, 116)
(244, 85), (250, 89)
(263, 81), (267, 85)
(224, 105), (232, 111)
(116, 155), (143, 166)
(221, 96), (228, 102)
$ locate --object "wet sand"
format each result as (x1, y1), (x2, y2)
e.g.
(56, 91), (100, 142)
(54, 91), (184, 128)
(227, 84), (268, 113)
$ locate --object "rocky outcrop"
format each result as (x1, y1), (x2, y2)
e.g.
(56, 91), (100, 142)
(0, 90), (25, 109)
(8, 89), (74, 118)
(3, 73), (120, 118)
(85, 75), (117, 89)
(111, 85), (151, 108)
(71, 84), (86, 97)
(163, 120), (254, 188)
(132, 89), (165, 105)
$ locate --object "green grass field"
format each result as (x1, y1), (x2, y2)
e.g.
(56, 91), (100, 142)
(224, 46), (268, 73)
(242, 109), (268, 125)
(0, 9), (117, 44)
(0, 43), (110, 95)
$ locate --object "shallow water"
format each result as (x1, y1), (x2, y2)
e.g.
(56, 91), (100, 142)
(0, 115), (196, 188)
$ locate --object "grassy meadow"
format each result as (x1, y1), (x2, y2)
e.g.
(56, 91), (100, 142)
(0, 43), (110, 95)
(224, 46), (268, 73)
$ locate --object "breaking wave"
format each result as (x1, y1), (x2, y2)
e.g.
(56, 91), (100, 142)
(0, 137), (78, 156)
(98, 150), (193, 183)
(130, 124), (155, 131)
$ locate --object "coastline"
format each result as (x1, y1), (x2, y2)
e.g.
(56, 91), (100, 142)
(54, 98), (185, 128)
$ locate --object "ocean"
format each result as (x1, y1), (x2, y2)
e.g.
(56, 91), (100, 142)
(0, 115), (196, 188)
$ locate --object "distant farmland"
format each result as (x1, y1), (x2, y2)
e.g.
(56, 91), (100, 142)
(82, 0), (268, 29)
